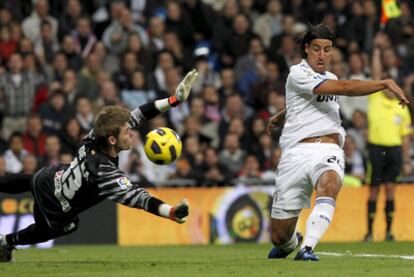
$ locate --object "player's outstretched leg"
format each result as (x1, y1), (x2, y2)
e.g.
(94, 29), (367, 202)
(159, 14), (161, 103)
(294, 197), (336, 261)
(0, 235), (16, 262)
(268, 232), (303, 259)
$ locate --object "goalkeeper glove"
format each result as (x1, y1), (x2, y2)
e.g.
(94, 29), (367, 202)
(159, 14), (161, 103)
(169, 199), (189, 224)
(168, 69), (199, 106)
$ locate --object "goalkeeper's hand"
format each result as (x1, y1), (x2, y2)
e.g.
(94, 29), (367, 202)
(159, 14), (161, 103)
(169, 199), (189, 224)
(175, 69), (199, 102)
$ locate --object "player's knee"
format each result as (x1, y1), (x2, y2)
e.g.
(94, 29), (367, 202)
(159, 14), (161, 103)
(271, 230), (293, 246)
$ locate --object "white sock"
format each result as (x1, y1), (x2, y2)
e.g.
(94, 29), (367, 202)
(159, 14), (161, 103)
(280, 231), (299, 253)
(0, 234), (7, 247)
(301, 197), (335, 250)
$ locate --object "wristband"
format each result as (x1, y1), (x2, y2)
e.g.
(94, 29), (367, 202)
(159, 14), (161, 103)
(168, 95), (180, 107)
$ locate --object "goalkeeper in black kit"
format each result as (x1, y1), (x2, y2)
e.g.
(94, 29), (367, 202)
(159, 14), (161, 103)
(0, 69), (199, 262)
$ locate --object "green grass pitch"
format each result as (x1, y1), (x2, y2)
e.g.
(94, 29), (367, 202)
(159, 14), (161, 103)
(1, 242), (413, 276)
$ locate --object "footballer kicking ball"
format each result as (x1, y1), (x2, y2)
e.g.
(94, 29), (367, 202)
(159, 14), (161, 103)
(144, 127), (182, 165)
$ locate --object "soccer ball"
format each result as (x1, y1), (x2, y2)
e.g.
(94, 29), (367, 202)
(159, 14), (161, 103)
(143, 127), (182, 164)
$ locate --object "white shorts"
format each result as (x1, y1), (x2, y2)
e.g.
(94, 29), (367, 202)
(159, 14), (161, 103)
(271, 143), (344, 218)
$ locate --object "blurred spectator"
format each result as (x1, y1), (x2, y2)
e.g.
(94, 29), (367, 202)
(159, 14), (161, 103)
(61, 68), (80, 108)
(58, 0), (83, 40)
(163, 30), (193, 72)
(165, 0), (194, 48)
(0, 25), (17, 63)
(39, 89), (69, 134)
(219, 133), (246, 178)
(346, 110), (368, 153)
(239, 0), (260, 23)
(189, 97), (219, 145)
(180, 115), (212, 150)
(0, 8), (13, 28)
(77, 53), (102, 100)
(22, 0), (58, 42)
(154, 50), (176, 92)
(102, 5), (148, 55)
(182, 135), (204, 168)
(182, 0), (216, 42)
(251, 61), (285, 109)
(113, 51), (140, 90)
(44, 52), (67, 83)
(253, 0), (283, 47)
(59, 117), (82, 155)
(93, 80), (123, 112)
(217, 68), (237, 102)
(22, 114), (47, 157)
(220, 13), (257, 67)
(121, 149), (149, 185)
(148, 16), (166, 52)
(200, 146), (231, 186)
(219, 93), (254, 138)
(21, 153), (38, 174)
(201, 85), (222, 124)
(33, 20), (60, 64)
(92, 41), (119, 75)
(121, 69), (157, 110)
(343, 136), (366, 187)
(0, 53), (41, 139)
(237, 154), (264, 182)
(212, 0), (239, 58)
(72, 17), (97, 59)
(227, 117), (251, 150)
(75, 97), (94, 132)
(171, 157), (201, 183)
(126, 32), (153, 74)
(4, 132), (28, 173)
(40, 135), (62, 167)
(60, 34), (84, 71)
(191, 55), (221, 95)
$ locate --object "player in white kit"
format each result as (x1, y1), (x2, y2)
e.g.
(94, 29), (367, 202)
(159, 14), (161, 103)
(267, 25), (409, 261)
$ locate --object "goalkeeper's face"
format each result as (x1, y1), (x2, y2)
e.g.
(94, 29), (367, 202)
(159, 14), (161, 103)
(115, 123), (133, 152)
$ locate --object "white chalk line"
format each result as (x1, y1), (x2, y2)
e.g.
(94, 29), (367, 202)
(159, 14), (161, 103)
(316, 251), (414, 260)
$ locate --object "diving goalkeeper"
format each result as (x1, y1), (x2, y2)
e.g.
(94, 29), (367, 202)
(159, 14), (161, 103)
(0, 69), (199, 262)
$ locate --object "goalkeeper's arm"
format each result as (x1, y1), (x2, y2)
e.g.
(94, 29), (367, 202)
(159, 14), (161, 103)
(146, 197), (190, 224)
(135, 69), (199, 121)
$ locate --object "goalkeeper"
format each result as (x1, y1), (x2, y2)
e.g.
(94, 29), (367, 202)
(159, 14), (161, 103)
(0, 69), (199, 263)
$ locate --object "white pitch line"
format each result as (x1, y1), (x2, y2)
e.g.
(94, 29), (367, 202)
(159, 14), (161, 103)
(317, 251), (414, 260)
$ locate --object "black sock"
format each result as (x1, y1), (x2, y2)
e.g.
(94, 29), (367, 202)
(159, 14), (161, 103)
(385, 200), (394, 233)
(6, 224), (61, 246)
(367, 200), (376, 234)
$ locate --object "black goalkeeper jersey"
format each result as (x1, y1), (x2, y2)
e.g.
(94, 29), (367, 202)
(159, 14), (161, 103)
(32, 107), (155, 227)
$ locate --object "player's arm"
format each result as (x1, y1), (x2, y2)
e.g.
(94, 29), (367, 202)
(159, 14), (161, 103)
(267, 108), (286, 133)
(129, 69), (199, 128)
(96, 167), (189, 223)
(314, 79), (409, 106)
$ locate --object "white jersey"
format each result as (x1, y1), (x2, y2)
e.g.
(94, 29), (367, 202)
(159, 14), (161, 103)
(279, 59), (346, 150)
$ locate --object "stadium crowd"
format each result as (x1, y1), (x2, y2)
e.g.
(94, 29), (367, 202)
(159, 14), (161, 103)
(0, 0), (413, 187)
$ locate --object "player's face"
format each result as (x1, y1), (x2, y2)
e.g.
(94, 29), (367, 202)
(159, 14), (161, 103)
(115, 123), (133, 152)
(305, 39), (333, 73)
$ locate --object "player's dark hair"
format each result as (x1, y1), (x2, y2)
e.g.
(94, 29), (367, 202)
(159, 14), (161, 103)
(300, 24), (335, 58)
(93, 106), (131, 150)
